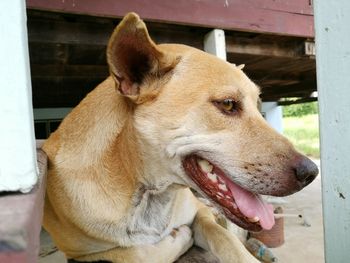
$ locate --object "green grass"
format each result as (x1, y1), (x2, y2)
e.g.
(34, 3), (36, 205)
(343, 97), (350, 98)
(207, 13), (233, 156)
(283, 114), (320, 158)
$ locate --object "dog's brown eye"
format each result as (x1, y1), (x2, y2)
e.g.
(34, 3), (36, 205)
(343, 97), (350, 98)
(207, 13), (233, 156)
(214, 99), (240, 115)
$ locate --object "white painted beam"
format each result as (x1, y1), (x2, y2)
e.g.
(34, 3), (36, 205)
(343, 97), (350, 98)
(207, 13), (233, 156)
(0, 0), (37, 193)
(314, 1), (350, 262)
(204, 29), (227, 60)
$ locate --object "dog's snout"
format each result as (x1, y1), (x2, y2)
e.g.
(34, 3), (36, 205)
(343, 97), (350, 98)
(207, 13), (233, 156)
(294, 157), (319, 186)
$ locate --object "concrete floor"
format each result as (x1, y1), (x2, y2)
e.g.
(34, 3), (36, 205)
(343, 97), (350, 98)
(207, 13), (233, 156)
(40, 161), (324, 263)
(270, 165), (324, 262)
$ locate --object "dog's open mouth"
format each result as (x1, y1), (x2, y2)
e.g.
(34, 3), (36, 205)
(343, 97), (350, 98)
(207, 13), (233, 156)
(183, 155), (275, 232)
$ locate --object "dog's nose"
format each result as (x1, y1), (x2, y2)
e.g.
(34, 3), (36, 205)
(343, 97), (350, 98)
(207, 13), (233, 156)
(294, 157), (319, 186)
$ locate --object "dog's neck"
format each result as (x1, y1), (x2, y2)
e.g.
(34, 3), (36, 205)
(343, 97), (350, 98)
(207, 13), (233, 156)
(98, 79), (181, 194)
(113, 118), (181, 193)
(53, 77), (182, 197)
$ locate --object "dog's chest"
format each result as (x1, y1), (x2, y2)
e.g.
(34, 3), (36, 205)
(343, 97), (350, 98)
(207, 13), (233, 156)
(124, 185), (175, 243)
(122, 185), (196, 246)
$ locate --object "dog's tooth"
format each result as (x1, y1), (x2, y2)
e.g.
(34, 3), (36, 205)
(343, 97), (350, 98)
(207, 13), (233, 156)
(207, 173), (218, 183)
(198, 159), (213, 173)
(218, 183), (228, 192)
(217, 177), (225, 184)
(248, 216), (260, 223)
(217, 192), (224, 197)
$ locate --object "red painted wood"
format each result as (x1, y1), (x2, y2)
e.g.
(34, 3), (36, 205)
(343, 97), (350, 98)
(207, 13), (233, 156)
(26, 0), (314, 37)
(0, 252), (27, 263)
(244, 0), (313, 15)
(0, 148), (47, 263)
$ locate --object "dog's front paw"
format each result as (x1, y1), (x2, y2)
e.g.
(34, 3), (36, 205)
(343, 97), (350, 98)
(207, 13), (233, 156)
(168, 225), (194, 261)
(132, 225), (193, 263)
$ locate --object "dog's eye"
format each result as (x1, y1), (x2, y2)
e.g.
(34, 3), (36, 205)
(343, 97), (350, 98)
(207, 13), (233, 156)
(214, 99), (240, 115)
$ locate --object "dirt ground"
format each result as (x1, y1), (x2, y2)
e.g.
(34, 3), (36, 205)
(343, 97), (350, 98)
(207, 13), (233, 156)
(39, 160), (324, 263)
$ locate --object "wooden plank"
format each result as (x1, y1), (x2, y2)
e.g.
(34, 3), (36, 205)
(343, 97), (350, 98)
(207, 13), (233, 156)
(30, 64), (109, 77)
(227, 53), (316, 78)
(29, 43), (108, 65)
(227, 55), (316, 83)
(26, 9), (317, 107)
(0, 149), (47, 263)
(26, 0), (315, 37)
(28, 17), (113, 45)
(226, 35), (314, 58)
(243, 56), (315, 73)
(277, 97), (317, 105)
(32, 76), (102, 108)
(314, 1), (350, 262)
(27, 14), (205, 50)
(262, 79), (316, 96)
(262, 92), (312, 101)
(263, 93), (312, 101)
(250, 0), (313, 15)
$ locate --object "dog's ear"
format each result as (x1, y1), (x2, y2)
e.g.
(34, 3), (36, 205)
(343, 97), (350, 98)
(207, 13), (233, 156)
(107, 13), (177, 101)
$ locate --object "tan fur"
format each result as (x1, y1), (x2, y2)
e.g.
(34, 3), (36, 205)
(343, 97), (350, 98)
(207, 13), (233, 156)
(43, 13), (316, 263)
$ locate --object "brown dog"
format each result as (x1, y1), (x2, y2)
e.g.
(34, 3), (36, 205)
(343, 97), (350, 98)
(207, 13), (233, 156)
(42, 13), (318, 263)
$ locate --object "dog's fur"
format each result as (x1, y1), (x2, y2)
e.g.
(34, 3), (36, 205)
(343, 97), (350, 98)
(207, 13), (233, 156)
(43, 13), (317, 263)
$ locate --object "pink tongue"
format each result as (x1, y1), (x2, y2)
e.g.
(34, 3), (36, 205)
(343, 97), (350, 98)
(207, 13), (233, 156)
(226, 180), (275, 230)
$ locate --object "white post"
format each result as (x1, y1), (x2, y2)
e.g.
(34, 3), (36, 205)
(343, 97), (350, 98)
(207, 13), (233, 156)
(314, 1), (350, 262)
(204, 30), (283, 133)
(0, 0), (38, 193)
(204, 29), (227, 60)
(261, 102), (283, 134)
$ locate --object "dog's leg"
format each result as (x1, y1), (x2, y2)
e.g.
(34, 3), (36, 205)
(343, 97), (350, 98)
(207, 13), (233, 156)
(74, 225), (193, 263)
(193, 206), (259, 263)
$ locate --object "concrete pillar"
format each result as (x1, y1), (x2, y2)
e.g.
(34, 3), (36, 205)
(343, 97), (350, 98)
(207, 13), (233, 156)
(261, 102), (283, 134)
(0, 0), (37, 193)
(314, 0), (350, 261)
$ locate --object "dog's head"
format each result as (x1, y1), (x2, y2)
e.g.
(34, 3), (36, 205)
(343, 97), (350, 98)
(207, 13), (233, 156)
(107, 13), (319, 231)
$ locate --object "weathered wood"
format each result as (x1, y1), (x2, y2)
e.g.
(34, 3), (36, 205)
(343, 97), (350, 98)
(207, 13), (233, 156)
(27, 11), (206, 49)
(263, 93), (311, 102)
(27, 10), (317, 106)
(241, 57), (315, 73)
(261, 79), (316, 96)
(30, 64), (109, 77)
(32, 76), (102, 108)
(28, 17), (114, 45)
(226, 35), (314, 58)
(314, 1), (350, 262)
(29, 43), (107, 65)
(26, 0), (314, 37)
(277, 97), (317, 105)
(30, 67), (316, 106)
(0, 148), (47, 263)
(244, 67), (315, 86)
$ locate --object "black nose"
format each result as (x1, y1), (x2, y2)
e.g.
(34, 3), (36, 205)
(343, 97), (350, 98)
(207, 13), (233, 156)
(294, 157), (319, 186)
